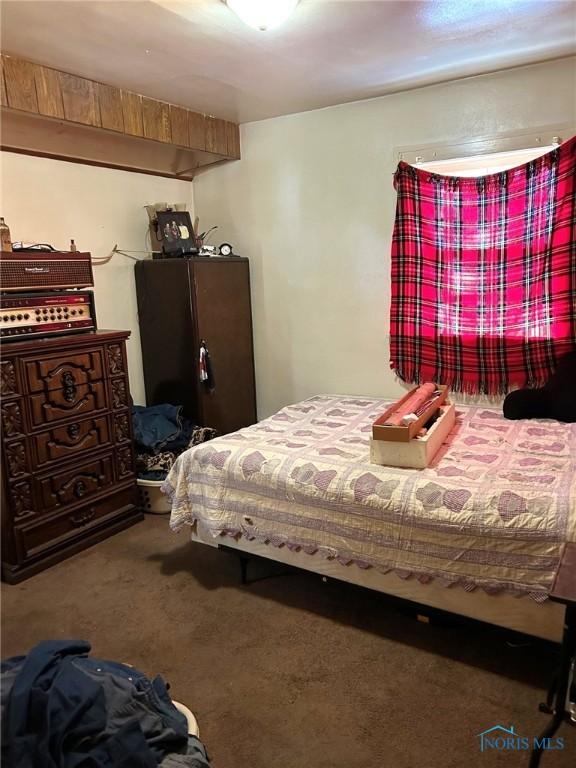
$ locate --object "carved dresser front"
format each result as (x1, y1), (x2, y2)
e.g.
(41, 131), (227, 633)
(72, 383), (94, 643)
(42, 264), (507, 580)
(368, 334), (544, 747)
(1, 330), (142, 583)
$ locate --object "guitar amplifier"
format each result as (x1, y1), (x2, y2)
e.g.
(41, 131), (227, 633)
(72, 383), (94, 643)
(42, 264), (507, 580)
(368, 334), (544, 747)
(0, 291), (97, 340)
(0, 250), (94, 291)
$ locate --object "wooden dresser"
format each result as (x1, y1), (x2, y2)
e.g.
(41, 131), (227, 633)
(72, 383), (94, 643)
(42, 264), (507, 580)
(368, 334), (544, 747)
(1, 330), (142, 583)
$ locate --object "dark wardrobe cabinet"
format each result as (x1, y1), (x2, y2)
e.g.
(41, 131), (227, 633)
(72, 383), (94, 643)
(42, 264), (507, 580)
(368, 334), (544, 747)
(135, 257), (257, 436)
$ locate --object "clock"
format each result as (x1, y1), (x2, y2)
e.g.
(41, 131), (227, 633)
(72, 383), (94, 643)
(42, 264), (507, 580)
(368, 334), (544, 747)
(219, 243), (233, 256)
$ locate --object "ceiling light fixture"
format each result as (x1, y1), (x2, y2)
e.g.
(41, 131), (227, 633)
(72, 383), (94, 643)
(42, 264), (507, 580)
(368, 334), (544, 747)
(224, 0), (299, 31)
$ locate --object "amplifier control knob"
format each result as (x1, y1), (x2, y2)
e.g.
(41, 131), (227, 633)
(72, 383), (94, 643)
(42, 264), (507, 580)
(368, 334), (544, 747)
(24, 314), (29, 320)
(17, 314), (22, 320)
(36, 317), (41, 322)
(10, 315), (15, 321)
(35, 309), (40, 315)
(71, 310), (77, 316)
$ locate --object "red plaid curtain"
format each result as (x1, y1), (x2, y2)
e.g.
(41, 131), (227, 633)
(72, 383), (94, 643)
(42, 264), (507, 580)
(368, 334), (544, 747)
(390, 136), (576, 395)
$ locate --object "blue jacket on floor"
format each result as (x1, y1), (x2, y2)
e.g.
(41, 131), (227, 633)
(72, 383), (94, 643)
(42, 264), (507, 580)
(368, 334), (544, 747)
(1, 640), (192, 767)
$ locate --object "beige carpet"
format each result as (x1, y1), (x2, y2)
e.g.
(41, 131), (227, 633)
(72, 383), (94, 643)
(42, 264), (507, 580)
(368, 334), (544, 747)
(2, 515), (574, 768)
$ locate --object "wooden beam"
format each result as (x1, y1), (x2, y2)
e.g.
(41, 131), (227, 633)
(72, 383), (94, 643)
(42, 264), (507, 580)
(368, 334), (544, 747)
(0, 57), (7, 107)
(205, 116), (227, 155)
(3, 56), (38, 113)
(142, 97), (171, 143)
(0, 53), (241, 175)
(34, 65), (64, 119)
(1, 108), (225, 181)
(170, 105), (189, 147)
(59, 72), (100, 127)
(0, 54), (240, 160)
(226, 121), (241, 159)
(121, 91), (143, 137)
(98, 83), (124, 132)
(188, 111), (206, 151)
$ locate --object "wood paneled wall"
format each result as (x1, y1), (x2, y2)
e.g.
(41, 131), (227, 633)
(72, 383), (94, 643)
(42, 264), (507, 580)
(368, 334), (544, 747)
(0, 54), (240, 161)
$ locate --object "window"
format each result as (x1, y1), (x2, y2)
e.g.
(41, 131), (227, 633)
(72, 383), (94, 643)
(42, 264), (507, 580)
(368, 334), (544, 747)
(414, 144), (561, 343)
(414, 145), (558, 177)
(389, 136), (575, 394)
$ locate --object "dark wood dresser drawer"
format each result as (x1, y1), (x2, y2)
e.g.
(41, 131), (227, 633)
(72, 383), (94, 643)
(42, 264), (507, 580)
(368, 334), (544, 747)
(15, 487), (137, 560)
(29, 380), (108, 428)
(32, 415), (111, 469)
(23, 349), (104, 393)
(37, 452), (115, 512)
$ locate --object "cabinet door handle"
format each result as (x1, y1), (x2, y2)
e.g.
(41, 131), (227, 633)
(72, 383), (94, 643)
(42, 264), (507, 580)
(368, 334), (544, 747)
(199, 340), (215, 391)
(67, 423), (81, 440)
(70, 507), (95, 527)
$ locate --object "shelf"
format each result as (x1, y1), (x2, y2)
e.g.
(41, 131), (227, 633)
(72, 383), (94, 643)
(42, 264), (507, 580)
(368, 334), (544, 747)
(0, 54), (240, 180)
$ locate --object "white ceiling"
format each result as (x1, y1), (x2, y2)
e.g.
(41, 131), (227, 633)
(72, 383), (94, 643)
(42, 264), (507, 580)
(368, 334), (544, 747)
(1, 0), (575, 123)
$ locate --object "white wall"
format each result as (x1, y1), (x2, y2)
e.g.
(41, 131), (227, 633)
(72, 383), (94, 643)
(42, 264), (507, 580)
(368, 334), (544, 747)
(0, 153), (194, 405)
(193, 57), (576, 419)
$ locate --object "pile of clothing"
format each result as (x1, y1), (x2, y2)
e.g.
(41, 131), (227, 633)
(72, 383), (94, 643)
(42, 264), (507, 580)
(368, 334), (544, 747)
(133, 405), (217, 481)
(1, 640), (211, 768)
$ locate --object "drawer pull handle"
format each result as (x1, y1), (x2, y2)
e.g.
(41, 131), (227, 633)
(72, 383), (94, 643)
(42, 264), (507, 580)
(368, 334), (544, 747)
(61, 372), (77, 403)
(74, 480), (87, 498)
(67, 423), (81, 440)
(70, 507), (95, 527)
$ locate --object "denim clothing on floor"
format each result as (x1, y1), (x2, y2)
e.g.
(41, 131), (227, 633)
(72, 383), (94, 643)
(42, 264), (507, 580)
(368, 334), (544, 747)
(133, 406), (217, 481)
(133, 405), (184, 452)
(0, 657), (22, 725)
(1, 640), (209, 768)
(159, 736), (211, 768)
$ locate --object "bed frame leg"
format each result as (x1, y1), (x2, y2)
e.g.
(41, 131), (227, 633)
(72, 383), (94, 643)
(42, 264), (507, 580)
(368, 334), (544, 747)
(529, 604), (576, 768)
(239, 555), (249, 585)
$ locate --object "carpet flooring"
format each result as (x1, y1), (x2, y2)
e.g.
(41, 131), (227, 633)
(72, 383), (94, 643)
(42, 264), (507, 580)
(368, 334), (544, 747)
(2, 514), (574, 768)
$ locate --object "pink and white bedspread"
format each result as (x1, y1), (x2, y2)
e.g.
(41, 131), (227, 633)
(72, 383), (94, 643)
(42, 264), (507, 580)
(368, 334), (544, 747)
(164, 396), (576, 601)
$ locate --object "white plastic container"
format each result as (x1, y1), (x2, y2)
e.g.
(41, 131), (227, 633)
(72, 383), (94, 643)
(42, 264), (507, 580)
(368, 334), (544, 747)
(137, 478), (171, 514)
(172, 700), (200, 737)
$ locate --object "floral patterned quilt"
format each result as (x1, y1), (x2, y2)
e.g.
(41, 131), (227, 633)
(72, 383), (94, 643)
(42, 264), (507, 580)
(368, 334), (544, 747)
(164, 396), (576, 600)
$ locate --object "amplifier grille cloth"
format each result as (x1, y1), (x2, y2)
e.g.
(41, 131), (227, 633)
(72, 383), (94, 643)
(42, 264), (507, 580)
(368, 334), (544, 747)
(1, 261), (93, 288)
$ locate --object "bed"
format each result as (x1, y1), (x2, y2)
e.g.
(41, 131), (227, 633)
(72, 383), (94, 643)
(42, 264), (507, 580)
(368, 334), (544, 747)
(164, 395), (576, 642)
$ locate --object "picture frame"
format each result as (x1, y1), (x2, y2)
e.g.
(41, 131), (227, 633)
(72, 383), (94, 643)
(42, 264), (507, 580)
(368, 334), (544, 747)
(155, 211), (198, 257)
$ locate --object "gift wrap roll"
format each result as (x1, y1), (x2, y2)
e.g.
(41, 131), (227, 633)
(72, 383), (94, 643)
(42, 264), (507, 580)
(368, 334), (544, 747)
(385, 383), (436, 426)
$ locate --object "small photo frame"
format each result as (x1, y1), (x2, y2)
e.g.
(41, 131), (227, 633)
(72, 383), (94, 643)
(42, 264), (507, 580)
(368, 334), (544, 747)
(156, 211), (198, 256)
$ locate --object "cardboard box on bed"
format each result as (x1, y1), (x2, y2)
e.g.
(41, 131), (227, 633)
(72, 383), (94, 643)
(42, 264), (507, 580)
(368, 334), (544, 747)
(370, 403), (456, 469)
(372, 384), (449, 443)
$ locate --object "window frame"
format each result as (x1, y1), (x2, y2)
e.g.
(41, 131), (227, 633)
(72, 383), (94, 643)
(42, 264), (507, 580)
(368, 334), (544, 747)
(394, 124), (572, 167)
(413, 145), (558, 176)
